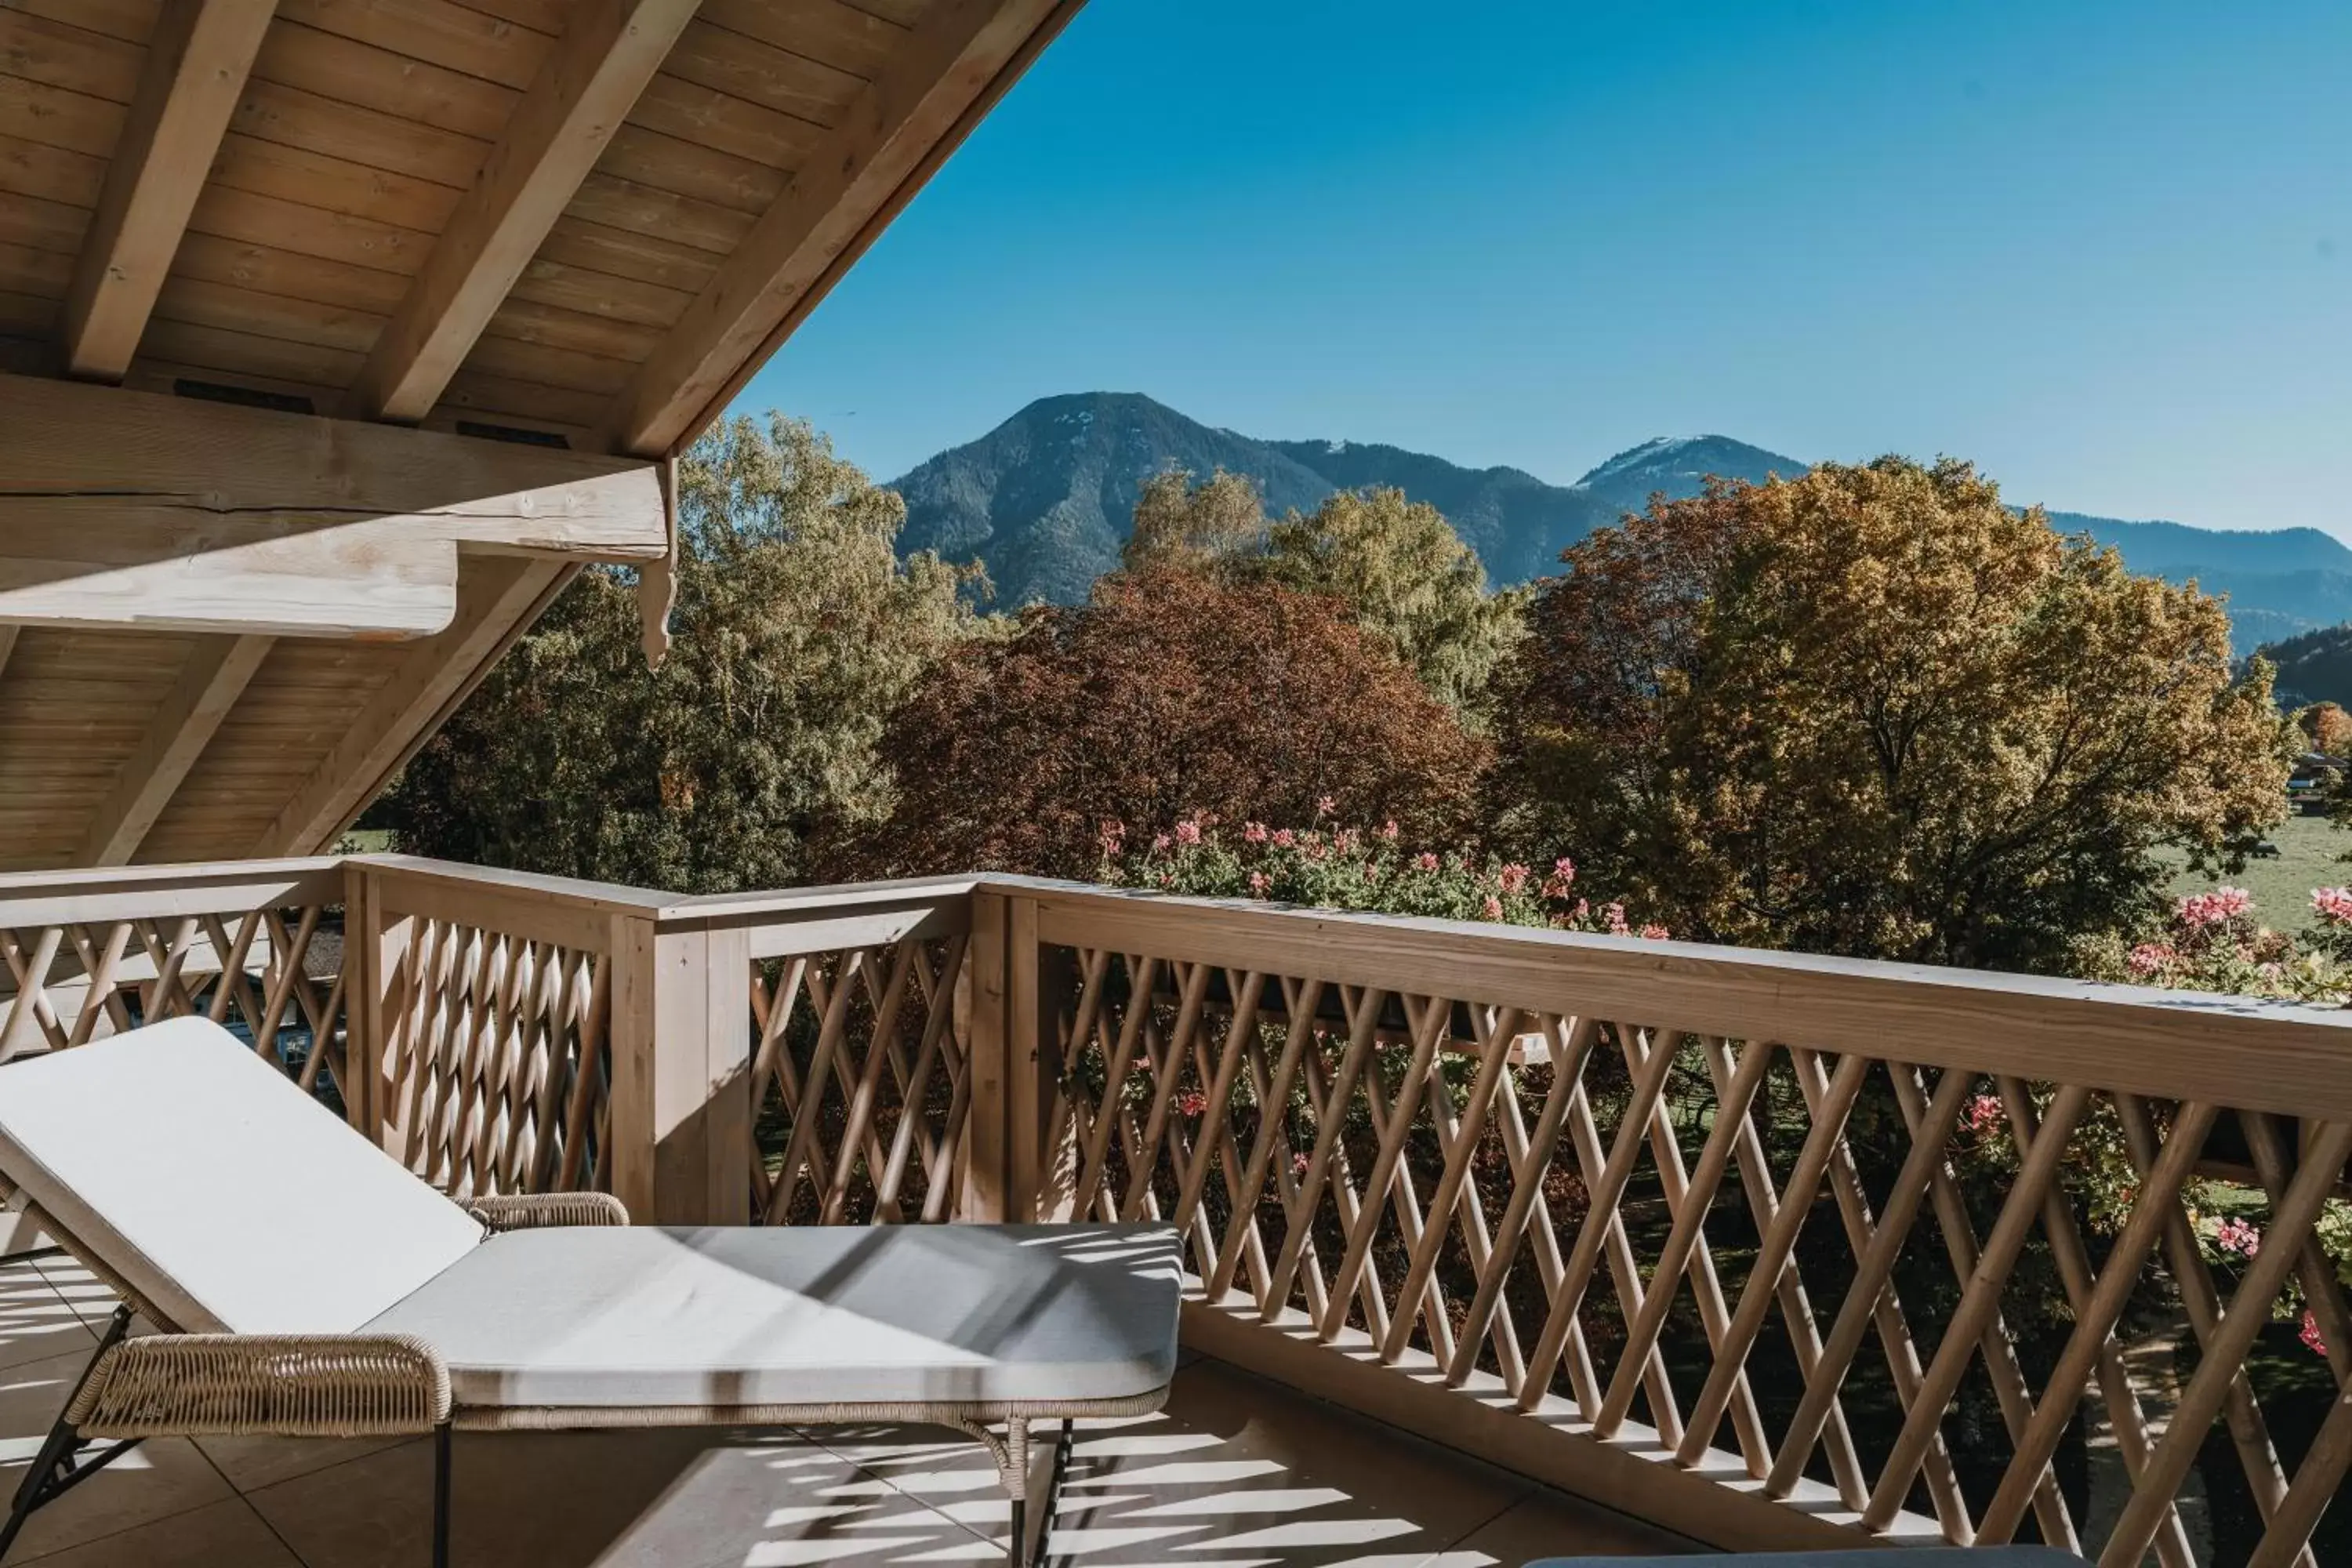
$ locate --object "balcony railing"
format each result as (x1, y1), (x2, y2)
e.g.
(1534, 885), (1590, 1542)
(3, 853), (2350, 1565)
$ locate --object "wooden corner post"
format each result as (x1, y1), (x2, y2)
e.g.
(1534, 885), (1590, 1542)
(958, 892), (1011, 1221)
(343, 861), (413, 1152)
(957, 891), (1057, 1224)
(607, 915), (752, 1225)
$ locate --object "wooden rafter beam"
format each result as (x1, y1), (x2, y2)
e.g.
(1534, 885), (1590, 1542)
(0, 626), (17, 687)
(0, 374), (663, 639)
(671, 0), (1090, 452)
(78, 635), (274, 866)
(63, 0), (279, 382)
(348, 0), (699, 424)
(254, 557), (573, 856)
(601, 0), (1080, 458)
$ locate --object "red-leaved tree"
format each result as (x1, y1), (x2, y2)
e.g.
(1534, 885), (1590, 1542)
(848, 568), (1486, 877)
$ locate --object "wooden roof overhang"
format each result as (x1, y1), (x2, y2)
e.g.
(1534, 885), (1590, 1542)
(0, 0), (1083, 871)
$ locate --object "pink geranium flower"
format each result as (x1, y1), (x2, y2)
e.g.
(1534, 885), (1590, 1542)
(1315, 795), (1337, 818)
(1481, 895), (1504, 920)
(2303, 1308), (2328, 1359)
(2126, 942), (2172, 977)
(1497, 862), (1529, 895)
(2213, 1218), (2261, 1258)
(2314, 887), (2352, 926)
(1415, 852), (1440, 872)
(1247, 870), (1269, 896)
(2176, 887), (2252, 928)
(1965, 1093), (2006, 1135)
(1174, 818), (1202, 846)
(1272, 828), (1296, 848)
(1639, 924), (1670, 941)
(1243, 821), (1268, 843)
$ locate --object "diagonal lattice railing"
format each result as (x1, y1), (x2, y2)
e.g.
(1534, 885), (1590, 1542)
(0, 859), (352, 1098)
(749, 931), (972, 1227)
(994, 880), (2352, 1566)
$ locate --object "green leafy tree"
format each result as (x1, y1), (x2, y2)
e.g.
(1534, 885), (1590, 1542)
(1489, 457), (2292, 970)
(1121, 467), (1267, 575)
(1256, 486), (1527, 714)
(383, 414), (977, 893)
(1121, 471), (1522, 715)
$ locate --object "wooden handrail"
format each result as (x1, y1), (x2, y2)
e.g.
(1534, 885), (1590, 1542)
(975, 877), (2352, 1122)
(0, 857), (343, 928)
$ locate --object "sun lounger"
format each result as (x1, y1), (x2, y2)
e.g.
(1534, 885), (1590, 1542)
(0, 1018), (1180, 1565)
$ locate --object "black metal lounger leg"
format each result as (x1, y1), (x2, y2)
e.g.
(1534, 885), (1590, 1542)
(1031, 1418), (1073, 1568)
(430, 1421), (452, 1568)
(987, 1414), (1077, 1568)
(0, 1305), (137, 1561)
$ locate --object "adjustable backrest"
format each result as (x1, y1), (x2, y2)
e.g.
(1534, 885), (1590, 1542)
(0, 1018), (483, 1334)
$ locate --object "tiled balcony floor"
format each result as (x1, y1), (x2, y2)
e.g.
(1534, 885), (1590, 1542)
(0, 1254), (1694, 1568)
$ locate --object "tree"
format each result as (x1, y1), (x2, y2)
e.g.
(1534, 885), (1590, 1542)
(1121, 467), (1266, 575)
(2296, 701), (2352, 757)
(382, 414), (977, 893)
(858, 567), (1487, 878)
(1257, 486), (1527, 714)
(1122, 471), (1523, 715)
(1488, 457), (2292, 971)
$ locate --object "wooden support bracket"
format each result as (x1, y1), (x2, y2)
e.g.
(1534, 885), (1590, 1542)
(0, 374), (663, 639)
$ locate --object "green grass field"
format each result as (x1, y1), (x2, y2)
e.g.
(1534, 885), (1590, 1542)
(2166, 811), (2351, 933)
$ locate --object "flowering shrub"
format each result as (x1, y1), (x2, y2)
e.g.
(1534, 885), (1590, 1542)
(1096, 808), (1668, 938)
(2082, 885), (2352, 1356)
(2087, 886), (2352, 1004)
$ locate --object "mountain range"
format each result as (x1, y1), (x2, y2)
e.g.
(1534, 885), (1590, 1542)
(887, 391), (2352, 655)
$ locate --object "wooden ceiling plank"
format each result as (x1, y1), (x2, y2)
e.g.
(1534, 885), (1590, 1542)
(252, 555), (570, 855)
(0, 10), (145, 105)
(0, 72), (130, 161)
(251, 21), (515, 142)
(0, 626), (18, 688)
(348, 0), (700, 423)
(62, 0), (280, 381)
(77, 633), (274, 864)
(602, 0), (1076, 458)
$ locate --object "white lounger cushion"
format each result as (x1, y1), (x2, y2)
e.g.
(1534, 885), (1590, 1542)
(0, 1019), (483, 1334)
(365, 1223), (1181, 1410)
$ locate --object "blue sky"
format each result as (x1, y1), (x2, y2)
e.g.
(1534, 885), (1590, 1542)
(735, 0), (2351, 533)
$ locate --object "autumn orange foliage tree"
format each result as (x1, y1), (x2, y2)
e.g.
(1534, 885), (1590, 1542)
(1489, 457), (2291, 970)
(855, 568), (1486, 878)
(2295, 701), (2352, 757)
